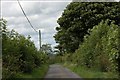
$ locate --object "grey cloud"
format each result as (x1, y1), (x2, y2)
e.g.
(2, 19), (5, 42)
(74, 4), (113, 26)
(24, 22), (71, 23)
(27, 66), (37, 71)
(2, 1), (71, 49)
(2, 1), (69, 17)
(2, 2), (23, 17)
(2, 0), (72, 1)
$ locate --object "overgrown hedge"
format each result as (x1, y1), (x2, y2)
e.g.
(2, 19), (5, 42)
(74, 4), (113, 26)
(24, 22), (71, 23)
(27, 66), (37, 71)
(72, 20), (119, 74)
(1, 19), (49, 79)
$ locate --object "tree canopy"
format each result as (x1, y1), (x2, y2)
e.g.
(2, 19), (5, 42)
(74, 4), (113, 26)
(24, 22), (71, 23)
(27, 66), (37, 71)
(54, 2), (120, 53)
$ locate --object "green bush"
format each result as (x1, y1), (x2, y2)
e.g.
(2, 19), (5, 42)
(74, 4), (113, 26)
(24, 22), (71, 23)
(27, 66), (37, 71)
(74, 20), (119, 73)
(1, 18), (49, 78)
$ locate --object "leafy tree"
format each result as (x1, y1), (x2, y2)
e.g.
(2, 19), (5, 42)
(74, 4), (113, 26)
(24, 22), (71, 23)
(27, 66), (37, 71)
(54, 2), (120, 53)
(73, 0), (116, 2)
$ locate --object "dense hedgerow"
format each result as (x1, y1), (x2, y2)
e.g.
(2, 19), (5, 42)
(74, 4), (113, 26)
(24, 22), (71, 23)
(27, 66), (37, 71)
(73, 20), (119, 73)
(0, 18), (48, 78)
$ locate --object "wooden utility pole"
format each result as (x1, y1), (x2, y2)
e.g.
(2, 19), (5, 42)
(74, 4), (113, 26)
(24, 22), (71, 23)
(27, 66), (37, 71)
(39, 30), (41, 51)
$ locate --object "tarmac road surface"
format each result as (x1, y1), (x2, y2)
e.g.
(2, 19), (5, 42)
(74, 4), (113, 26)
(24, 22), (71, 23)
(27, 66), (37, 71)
(45, 64), (81, 78)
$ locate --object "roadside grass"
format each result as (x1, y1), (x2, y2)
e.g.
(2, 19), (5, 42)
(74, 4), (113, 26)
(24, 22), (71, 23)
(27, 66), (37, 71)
(63, 62), (118, 79)
(16, 64), (49, 79)
(0, 59), (2, 79)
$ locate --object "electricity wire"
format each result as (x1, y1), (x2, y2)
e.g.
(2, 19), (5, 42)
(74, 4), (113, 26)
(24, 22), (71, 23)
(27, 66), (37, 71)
(17, 0), (37, 32)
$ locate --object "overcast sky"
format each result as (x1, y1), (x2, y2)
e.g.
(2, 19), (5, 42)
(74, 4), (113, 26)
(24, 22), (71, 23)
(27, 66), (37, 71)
(1, 0), (119, 50)
(1, 0), (72, 50)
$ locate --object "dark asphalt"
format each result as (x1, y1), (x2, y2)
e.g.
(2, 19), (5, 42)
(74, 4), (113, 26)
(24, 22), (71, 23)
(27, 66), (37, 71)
(45, 64), (81, 78)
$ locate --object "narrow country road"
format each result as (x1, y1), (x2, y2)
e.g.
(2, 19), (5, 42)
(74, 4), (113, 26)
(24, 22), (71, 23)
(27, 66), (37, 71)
(45, 64), (81, 78)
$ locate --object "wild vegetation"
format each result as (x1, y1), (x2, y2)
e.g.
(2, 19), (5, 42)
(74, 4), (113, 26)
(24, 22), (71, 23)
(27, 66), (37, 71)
(1, 2), (120, 79)
(1, 18), (49, 79)
(54, 2), (120, 78)
(54, 2), (120, 53)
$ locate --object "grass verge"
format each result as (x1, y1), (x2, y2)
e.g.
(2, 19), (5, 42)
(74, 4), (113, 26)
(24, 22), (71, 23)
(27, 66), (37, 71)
(63, 62), (118, 79)
(16, 64), (49, 79)
(0, 59), (2, 79)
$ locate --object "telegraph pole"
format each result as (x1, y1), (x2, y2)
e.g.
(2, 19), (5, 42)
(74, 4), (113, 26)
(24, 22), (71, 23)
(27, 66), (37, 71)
(39, 30), (41, 51)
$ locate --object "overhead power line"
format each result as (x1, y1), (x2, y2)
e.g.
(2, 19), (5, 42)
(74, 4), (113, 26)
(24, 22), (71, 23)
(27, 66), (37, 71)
(17, 0), (37, 32)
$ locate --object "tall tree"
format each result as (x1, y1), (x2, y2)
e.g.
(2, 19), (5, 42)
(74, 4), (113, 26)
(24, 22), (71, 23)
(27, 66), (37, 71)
(72, 0), (116, 2)
(54, 2), (120, 53)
